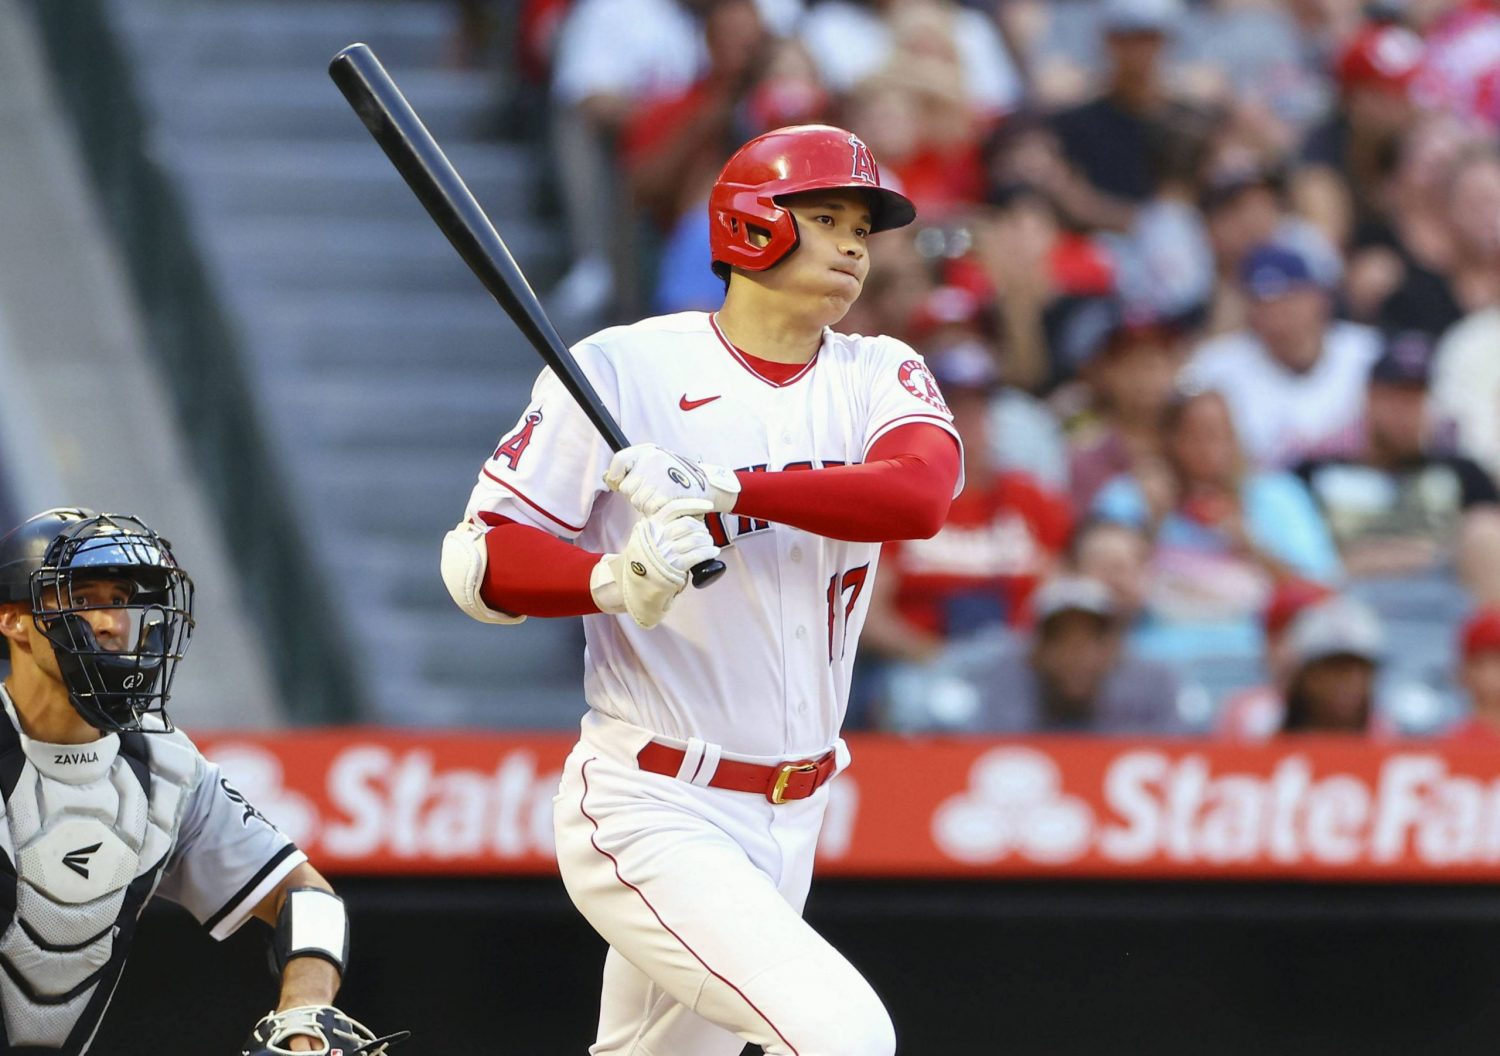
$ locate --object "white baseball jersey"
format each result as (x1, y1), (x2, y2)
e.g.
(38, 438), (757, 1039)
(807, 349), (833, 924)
(465, 310), (961, 758)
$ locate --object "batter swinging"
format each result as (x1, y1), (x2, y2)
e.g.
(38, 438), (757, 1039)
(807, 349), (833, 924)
(443, 125), (962, 1055)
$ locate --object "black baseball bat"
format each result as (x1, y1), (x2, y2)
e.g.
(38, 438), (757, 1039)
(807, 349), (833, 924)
(329, 42), (726, 588)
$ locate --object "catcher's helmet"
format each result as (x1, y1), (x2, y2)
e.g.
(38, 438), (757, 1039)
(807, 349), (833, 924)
(709, 124), (916, 278)
(0, 508), (194, 733)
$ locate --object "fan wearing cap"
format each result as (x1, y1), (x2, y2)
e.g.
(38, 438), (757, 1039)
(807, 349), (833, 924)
(1278, 596), (1389, 734)
(1293, 19), (1426, 247)
(1220, 593), (1392, 737)
(1295, 330), (1500, 603)
(1185, 240), (1381, 468)
(1447, 608), (1500, 741)
(861, 342), (1072, 666)
(446, 126), (964, 1056)
(1216, 578), (1334, 739)
(887, 575), (1183, 734)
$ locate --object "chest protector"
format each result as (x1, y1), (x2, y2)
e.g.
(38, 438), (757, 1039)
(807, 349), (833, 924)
(0, 713), (197, 1054)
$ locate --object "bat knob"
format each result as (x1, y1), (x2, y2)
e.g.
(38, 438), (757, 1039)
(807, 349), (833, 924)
(690, 559), (727, 589)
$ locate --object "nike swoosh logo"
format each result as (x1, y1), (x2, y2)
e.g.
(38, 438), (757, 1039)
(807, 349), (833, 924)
(679, 394), (722, 411)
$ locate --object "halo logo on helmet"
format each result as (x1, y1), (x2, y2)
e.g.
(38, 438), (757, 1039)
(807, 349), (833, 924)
(709, 124), (917, 279)
(0, 508), (195, 734)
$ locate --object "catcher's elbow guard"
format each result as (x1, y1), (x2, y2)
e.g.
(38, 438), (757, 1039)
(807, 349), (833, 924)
(441, 519), (527, 625)
(275, 887), (350, 977)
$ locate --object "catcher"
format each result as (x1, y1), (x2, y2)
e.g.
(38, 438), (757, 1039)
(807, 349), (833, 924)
(0, 508), (406, 1055)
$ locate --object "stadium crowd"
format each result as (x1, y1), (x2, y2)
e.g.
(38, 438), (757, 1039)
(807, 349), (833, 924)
(508, 0), (1500, 738)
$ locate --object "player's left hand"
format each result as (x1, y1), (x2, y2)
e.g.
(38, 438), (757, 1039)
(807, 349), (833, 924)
(605, 443), (740, 516)
(240, 1005), (409, 1056)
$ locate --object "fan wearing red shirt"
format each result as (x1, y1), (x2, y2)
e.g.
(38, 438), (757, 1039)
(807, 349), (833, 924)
(862, 343), (1072, 663)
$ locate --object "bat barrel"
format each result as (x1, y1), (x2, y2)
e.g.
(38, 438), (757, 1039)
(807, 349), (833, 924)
(328, 43), (630, 452)
(330, 44), (725, 589)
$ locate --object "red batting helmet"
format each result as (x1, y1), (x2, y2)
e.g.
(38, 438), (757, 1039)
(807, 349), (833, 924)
(709, 124), (916, 277)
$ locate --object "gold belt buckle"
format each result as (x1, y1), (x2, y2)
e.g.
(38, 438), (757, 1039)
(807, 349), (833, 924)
(770, 761), (820, 804)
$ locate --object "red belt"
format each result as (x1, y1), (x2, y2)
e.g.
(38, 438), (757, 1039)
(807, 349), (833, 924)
(636, 741), (837, 804)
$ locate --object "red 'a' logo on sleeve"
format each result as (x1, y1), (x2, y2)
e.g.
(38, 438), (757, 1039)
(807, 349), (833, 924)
(849, 134), (878, 185)
(493, 410), (543, 470)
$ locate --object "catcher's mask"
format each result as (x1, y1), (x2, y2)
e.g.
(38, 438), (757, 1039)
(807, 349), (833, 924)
(0, 509), (194, 733)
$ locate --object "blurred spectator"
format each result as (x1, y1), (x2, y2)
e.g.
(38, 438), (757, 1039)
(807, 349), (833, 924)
(1447, 607), (1500, 740)
(549, 0), (709, 320)
(1223, 595), (1388, 737)
(801, 0), (1022, 118)
(1370, 140), (1500, 338)
(639, 17), (834, 313)
(905, 285), (1067, 488)
(968, 180), (1115, 392)
(1068, 518), (1153, 630)
(841, 66), (983, 220)
(1106, 112), (1217, 325)
(1093, 387), (1341, 663)
(1343, 113), (1473, 326)
(1413, 0), (1500, 131)
(979, 109), (1122, 241)
(885, 575), (1184, 733)
(1295, 330), (1500, 603)
(1217, 577), (1335, 738)
(1431, 304), (1500, 482)
(861, 343), (1072, 662)
(1186, 242), (1380, 467)
(1174, 1), (1335, 147)
(1049, 0), (1201, 228)
(621, 0), (772, 231)
(514, 0), (573, 83)
(836, 225), (935, 339)
(1016, 0), (1335, 132)
(1199, 162), (1343, 337)
(1292, 19), (1427, 249)
(1280, 595), (1386, 734)
(1066, 299), (1184, 511)
(549, 0), (800, 320)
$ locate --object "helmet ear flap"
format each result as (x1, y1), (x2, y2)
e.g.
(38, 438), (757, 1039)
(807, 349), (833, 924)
(710, 189), (800, 273)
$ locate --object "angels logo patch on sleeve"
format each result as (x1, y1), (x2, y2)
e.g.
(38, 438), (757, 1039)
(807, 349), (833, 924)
(898, 359), (951, 415)
(493, 409), (543, 470)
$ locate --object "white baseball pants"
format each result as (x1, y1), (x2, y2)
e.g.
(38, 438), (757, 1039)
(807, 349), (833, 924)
(553, 712), (895, 1056)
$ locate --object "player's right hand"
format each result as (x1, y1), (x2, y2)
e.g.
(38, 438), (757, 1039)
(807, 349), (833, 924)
(592, 500), (722, 629)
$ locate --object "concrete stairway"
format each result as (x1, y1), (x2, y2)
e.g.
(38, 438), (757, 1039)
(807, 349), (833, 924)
(106, 0), (585, 726)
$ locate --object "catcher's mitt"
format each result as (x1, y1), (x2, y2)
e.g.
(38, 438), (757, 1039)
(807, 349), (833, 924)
(240, 1005), (410, 1056)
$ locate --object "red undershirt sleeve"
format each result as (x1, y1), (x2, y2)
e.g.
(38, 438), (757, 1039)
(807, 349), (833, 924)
(476, 422), (960, 616)
(476, 512), (603, 617)
(732, 422), (960, 542)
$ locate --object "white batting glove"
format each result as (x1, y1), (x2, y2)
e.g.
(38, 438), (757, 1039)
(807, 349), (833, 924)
(604, 443), (740, 517)
(591, 499), (722, 629)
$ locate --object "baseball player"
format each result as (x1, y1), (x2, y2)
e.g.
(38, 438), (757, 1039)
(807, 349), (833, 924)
(443, 124), (961, 1055)
(0, 508), (405, 1056)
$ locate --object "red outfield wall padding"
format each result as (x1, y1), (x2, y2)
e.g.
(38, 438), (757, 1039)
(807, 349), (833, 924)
(194, 731), (1500, 881)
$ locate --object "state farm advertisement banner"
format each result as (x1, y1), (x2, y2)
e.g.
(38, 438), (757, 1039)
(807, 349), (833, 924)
(194, 731), (1500, 881)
